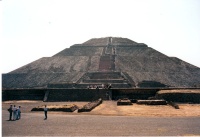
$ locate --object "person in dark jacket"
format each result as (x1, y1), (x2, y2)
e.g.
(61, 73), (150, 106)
(8, 105), (13, 121)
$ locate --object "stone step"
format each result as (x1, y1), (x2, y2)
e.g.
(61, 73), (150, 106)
(76, 83), (131, 88)
(48, 83), (131, 89)
(82, 79), (125, 83)
(86, 72), (122, 79)
(99, 56), (112, 70)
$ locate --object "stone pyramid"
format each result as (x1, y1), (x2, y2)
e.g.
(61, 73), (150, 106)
(2, 37), (200, 89)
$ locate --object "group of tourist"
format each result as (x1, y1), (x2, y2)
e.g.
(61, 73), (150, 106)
(7, 105), (21, 121)
(8, 104), (48, 121)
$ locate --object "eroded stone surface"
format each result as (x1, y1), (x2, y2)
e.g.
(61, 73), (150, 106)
(2, 37), (200, 89)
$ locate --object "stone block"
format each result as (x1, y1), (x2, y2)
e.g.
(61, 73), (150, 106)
(136, 100), (167, 105)
(31, 104), (78, 112)
(117, 98), (132, 105)
(78, 98), (102, 112)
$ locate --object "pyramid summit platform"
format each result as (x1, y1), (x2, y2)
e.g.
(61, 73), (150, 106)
(2, 37), (200, 102)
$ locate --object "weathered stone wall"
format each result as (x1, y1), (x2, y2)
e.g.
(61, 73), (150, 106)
(9, 57), (91, 73)
(47, 89), (109, 101)
(156, 90), (200, 103)
(2, 72), (84, 88)
(112, 89), (158, 100)
(53, 46), (104, 56)
(115, 46), (200, 87)
(3, 37), (200, 89)
(2, 91), (8, 101)
(2, 88), (200, 103)
(2, 89), (46, 101)
(87, 72), (121, 79)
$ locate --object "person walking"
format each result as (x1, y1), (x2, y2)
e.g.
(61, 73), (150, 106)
(44, 105), (48, 120)
(8, 105), (13, 121)
(17, 106), (21, 120)
(12, 105), (17, 121)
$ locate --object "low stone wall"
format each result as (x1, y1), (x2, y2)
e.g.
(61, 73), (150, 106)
(117, 99), (132, 105)
(112, 89), (158, 100)
(78, 98), (103, 112)
(136, 100), (167, 105)
(156, 89), (200, 103)
(31, 104), (78, 112)
(3, 88), (200, 103)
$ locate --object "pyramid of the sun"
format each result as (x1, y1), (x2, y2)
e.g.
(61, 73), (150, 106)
(2, 37), (200, 89)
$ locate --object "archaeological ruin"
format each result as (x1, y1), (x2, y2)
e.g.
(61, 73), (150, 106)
(2, 37), (200, 102)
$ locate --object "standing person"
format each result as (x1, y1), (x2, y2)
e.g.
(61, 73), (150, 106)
(12, 105), (17, 121)
(17, 106), (21, 120)
(44, 105), (48, 120)
(7, 105), (13, 121)
(16, 107), (19, 120)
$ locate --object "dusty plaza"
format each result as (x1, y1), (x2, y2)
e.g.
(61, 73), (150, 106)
(2, 100), (200, 136)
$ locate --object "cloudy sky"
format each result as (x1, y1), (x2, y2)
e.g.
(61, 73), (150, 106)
(1, 0), (200, 73)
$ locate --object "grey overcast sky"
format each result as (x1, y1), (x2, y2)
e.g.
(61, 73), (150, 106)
(1, 0), (200, 73)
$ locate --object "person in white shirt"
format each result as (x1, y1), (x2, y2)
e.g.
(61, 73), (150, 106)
(44, 105), (48, 120)
(12, 105), (17, 121)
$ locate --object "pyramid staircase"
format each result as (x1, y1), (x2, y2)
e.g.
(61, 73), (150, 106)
(98, 55), (112, 71)
(76, 40), (134, 88)
(76, 71), (134, 88)
(48, 38), (135, 89)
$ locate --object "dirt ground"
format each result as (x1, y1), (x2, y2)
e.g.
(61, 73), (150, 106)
(2, 100), (200, 117)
